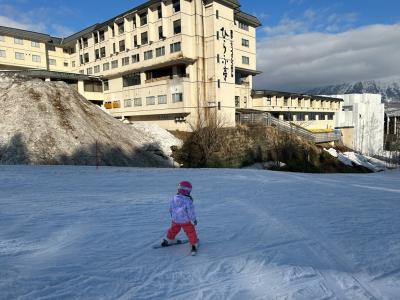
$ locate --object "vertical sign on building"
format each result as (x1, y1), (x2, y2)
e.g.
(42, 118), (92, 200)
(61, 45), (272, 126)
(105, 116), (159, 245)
(220, 27), (234, 82)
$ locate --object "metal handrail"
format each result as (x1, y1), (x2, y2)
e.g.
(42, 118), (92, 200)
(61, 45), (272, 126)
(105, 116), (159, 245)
(239, 112), (341, 143)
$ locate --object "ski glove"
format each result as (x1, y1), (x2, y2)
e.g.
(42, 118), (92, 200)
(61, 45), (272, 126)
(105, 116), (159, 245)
(193, 220), (198, 226)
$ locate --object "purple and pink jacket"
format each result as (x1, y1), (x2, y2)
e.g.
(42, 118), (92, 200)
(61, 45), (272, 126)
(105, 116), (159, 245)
(169, 194), (196, 224)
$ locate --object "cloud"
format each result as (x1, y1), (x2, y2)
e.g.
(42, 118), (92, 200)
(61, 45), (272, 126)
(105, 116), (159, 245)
(0, 15), (46, 32)
(0, 3), (74, 37)
(263, 8), (358, 37)
(254, 23), (400, 91)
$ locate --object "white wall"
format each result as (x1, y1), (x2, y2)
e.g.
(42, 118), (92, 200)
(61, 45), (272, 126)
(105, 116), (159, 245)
(333, 94), (384, 155)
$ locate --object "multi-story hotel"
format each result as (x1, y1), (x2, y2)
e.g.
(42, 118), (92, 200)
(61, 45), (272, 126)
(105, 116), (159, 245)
(0, 0), (261, 130)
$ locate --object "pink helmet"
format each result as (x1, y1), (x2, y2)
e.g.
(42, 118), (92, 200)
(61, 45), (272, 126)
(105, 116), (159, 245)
(177, 181), (192, 196)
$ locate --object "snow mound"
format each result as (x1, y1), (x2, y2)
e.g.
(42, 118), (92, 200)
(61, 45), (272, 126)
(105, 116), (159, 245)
(0, 75), (181, 167)
(324, 148), (385, 172)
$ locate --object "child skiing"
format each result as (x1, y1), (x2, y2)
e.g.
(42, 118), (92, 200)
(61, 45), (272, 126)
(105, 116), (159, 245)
(161, 181), (199, 255)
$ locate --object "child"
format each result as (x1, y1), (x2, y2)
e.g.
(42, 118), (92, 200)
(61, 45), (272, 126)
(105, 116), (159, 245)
(162, 181), (198, 253)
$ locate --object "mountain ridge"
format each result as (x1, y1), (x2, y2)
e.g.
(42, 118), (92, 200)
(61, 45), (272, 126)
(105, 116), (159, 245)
(306, 77), (400, 102)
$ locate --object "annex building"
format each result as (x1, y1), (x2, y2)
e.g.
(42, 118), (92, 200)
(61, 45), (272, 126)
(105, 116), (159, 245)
(0, 0), (342, 134)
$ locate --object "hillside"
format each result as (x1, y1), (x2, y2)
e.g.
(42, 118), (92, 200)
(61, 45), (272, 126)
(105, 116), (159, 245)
(306, 77), (400, 102)
(0, 74), (181, 167)
(1, 165), (399, 299)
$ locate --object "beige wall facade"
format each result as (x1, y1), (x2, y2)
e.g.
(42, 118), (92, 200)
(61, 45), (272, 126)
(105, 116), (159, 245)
(0, 0), (260, 131)
(251, 91), (342, 131)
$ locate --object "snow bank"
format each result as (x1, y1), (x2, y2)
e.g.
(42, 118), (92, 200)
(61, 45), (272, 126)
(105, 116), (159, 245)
(324, 148), (386, 171)
(0, 75), (181, 167)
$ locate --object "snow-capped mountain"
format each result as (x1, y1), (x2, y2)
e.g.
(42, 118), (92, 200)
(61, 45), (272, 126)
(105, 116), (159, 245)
(306, 77), (400, 102)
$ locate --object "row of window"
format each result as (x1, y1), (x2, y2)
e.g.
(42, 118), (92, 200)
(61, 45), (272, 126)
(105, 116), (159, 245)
(0, 36), (41, 48)
(0, 49), (66, 66)
(79, 20), (181, 66)
(280, 112), (335, 121)
(79, 0), (181, 50)
(266, 98), (338, 109)
(82, 42), (181, 75)
(123, 93), (182, 108)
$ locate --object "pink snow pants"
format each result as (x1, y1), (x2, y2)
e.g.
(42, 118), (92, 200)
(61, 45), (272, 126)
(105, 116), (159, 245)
(167, 222), (198, 245)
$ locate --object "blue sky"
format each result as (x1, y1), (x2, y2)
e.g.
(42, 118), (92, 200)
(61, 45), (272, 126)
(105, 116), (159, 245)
(1, 0), (399, 90)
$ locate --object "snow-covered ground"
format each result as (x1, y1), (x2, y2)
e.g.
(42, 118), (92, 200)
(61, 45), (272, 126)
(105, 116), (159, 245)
(1, 166), (400, 300)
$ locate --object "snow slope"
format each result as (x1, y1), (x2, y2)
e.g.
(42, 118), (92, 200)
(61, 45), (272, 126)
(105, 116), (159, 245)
(1, 166), (400, 299)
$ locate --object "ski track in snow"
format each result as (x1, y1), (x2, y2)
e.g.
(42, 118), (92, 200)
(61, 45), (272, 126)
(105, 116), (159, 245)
(0, 166), (399, 300)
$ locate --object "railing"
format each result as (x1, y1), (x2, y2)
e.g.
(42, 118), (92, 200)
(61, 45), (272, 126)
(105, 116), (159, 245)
(239, 112), (341, 144)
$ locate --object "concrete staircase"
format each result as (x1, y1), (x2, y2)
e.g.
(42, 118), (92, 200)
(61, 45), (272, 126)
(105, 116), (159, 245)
(239, 112), (341, 144)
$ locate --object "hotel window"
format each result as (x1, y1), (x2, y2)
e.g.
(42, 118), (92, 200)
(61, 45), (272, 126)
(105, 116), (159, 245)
(172, 93), (183, 103)
(113, 43), (116, 53)
(119, 40), (126, 52)
(157, 6), (162, 19)
(124, 99), (132, 108)
(118, 22), (124, 34)
(146, 96), (156, 105)
(49, 59), (56, 65)
(31, 41), (40, 48)
(132, 53), (140, 63)
(309, 113), (316, 120)
(111, 60), (118, 68)
(122, 56), (130, 66)
(173, 0), (180, 13)
(99, 30), (105, 42)
(238, 21), (249, 31)
(144, 50), (153, 60)
(134, 98), (142, 106)
(158, 26), (164, 40)
(297, 113), (305, 121)
(80, 55), (83, 65)
(111, 27), (115, 37)
(78, 40), (82, 49)
(14, 37), (23, 45)
(15, 52), (24, 60)
(84, 53), (89, 63)
(72, 61), (75, 67)
(64, 62), (69, 67)
(133, 35), (138, 47)
(156, 46), (165, 57)
(140, 12), (148, 26)
(84, 81), (103, 92)
(83, 37), (88, 48)
(0, 50), (6, 58)
(100, 47), (106, 58)
(235, 96), (240, 107)
(141, 32), (148, 45)
(342, 105), (353, 111)
(283, 98), (288, 106)
(216, 10), (219, 19)
(170, 42), (181, 53)
(173, 19), (181, 35)
(242, 39), (249, 47)
(242, 56), (249, 65)
(31, 55), (41, 62)
(266, 97), (272, 106)
(103, 62), (110, 71)
(158, 95), (167, 104)
(103, 80), (109, 91)
(94, 65), (100, 73)
(87, 67), (93, 75)
(123, 72), (141, 87)
(0, 35), (4, 42)
(94, 34), (99, 44)
(95, 49), (100, 59)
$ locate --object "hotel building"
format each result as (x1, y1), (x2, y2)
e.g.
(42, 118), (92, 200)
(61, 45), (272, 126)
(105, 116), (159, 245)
(0, 0), (261, 130)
